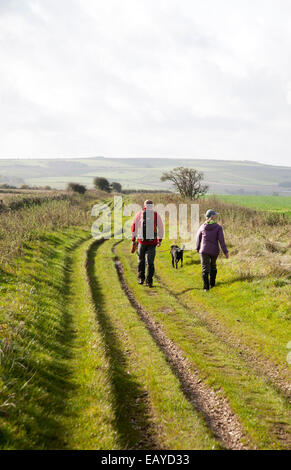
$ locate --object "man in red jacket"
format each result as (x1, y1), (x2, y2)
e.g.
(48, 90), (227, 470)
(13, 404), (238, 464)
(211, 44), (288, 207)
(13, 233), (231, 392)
(132, 200), (164, 287)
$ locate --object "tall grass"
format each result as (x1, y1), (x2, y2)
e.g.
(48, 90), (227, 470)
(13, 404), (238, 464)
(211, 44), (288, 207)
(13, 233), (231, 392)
(0, 192), (101, 265)
(0, 192), (69, 210)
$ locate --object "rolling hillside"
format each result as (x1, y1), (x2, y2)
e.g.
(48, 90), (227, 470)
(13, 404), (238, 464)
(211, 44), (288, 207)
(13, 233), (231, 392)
(1, 157), (291, 195)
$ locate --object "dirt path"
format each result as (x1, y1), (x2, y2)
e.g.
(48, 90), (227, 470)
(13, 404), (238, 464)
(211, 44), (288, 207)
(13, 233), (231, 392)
(112, 243), (248, 450)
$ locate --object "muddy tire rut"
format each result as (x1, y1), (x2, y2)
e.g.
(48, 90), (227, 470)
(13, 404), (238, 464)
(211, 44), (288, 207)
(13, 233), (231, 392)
(155, 273), (291, 400)
(112, 244), (249, 450)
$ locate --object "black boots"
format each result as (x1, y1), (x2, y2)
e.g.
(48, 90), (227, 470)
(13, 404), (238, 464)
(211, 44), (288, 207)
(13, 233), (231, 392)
(210, 269), (217, 288)
(203, 270), (217, 290)
(202, 273), (210, 291)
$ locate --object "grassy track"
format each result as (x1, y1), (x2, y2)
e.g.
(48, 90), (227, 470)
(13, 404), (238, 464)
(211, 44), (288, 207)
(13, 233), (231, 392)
(1, 229), (224, 449)
(61, 238), (119, 449)
(87, 238), (221, 449)
(1, 192), (290, 450)
(116, 240), (291, 449)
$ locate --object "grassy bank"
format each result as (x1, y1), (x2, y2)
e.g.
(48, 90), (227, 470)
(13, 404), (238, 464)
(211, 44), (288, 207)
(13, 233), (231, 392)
(0, 192), (102, 264)
(0, 191), (120, 448)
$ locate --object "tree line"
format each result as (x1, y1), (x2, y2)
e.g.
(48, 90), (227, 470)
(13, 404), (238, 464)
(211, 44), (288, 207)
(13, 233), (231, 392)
(2, 167), (209, 199)
(67, 178), (122, 194)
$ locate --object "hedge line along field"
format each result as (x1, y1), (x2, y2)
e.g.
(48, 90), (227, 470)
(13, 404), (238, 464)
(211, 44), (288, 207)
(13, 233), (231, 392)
(0, 191), (290, 449)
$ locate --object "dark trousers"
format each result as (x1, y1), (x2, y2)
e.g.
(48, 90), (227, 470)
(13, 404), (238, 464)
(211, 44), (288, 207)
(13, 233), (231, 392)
(200, 253), (218, 289)
(138, 244), (156, 283)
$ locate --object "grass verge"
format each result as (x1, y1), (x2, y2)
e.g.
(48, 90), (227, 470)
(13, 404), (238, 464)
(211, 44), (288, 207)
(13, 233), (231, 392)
(0, 229), (118, 449)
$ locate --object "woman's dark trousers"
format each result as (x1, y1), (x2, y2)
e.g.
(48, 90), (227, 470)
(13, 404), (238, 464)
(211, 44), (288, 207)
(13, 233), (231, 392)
(200, 254), (218, 290)
(138, 244), (156, 284)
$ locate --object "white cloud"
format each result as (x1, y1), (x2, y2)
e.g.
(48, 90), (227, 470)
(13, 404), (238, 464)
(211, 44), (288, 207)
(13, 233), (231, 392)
(0, 0), (291, 165)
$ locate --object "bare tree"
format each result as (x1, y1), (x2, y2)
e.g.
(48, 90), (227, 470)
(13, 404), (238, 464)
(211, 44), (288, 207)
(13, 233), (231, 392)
(161, 167), (208, 200)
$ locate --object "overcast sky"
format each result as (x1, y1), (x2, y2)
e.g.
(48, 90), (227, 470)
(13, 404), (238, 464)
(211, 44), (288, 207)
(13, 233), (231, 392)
(0, 0), (291, 165)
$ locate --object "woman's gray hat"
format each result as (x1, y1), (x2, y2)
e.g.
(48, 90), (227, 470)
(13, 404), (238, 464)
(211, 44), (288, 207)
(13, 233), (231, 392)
(205, 209), (219, 218)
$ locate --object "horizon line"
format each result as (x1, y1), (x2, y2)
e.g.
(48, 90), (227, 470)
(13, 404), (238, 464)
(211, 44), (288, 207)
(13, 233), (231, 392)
(0, 155), (290, 169)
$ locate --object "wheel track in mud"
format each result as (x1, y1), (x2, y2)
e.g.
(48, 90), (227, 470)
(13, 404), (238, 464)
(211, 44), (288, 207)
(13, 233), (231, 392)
(154, 271), (291, 400)
(86, 239), (161, 450)
(112, 241), (248, 450)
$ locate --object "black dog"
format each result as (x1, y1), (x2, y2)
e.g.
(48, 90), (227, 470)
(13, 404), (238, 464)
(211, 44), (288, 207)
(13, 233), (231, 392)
(171, 245), (184, 269)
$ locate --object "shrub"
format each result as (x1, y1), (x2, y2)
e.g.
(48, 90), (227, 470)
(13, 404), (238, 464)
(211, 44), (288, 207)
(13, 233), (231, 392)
(94, 177), (111, 192)
(111, 182), (122, 193)
(67, 182), (87, 194)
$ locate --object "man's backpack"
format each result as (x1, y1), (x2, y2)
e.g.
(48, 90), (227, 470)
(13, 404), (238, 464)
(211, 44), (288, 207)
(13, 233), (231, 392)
(142, 209), (157, 241)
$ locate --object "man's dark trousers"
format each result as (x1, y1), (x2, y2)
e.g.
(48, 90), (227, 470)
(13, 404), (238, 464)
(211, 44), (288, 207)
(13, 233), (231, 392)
(138, 244), (156, 284)
(200, 253), (218, 289)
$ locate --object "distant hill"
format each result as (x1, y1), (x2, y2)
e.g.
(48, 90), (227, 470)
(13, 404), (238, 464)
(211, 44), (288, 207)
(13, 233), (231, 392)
(0, 157), (291, 195)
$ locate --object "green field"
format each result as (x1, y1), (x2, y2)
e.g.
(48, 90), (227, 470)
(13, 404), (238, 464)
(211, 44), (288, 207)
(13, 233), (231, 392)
(214, 194), (291, 214)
